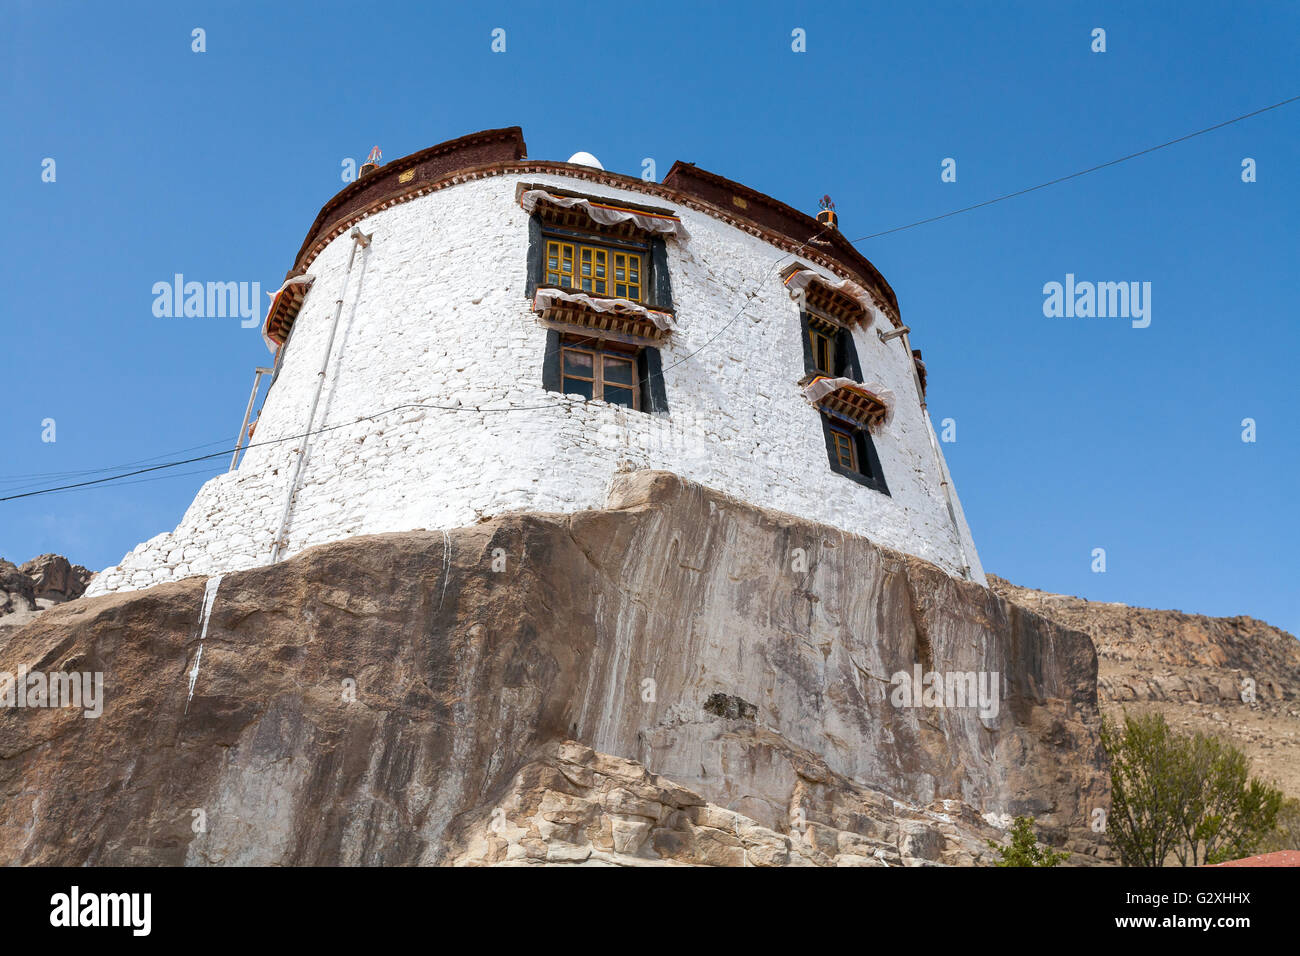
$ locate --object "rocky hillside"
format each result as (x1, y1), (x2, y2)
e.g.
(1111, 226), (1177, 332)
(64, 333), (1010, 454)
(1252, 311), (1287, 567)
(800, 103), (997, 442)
(0, 473), (1107, 866)
(0, 554), (92, 641)
(990, 576), (1300, 799)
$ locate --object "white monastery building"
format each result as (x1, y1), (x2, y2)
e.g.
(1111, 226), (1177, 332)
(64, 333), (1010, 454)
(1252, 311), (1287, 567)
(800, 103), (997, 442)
(86, 128), (985, 596)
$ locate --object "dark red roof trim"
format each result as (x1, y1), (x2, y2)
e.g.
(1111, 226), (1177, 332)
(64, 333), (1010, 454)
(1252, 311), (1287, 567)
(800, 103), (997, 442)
(284, 128), (901, 325)
(661, 161), (897, 318)
(291, 126), (527, 269)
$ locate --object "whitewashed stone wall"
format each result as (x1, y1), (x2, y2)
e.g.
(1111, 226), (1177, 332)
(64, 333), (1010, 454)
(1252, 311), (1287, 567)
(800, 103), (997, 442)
(87, 171), (984, 596)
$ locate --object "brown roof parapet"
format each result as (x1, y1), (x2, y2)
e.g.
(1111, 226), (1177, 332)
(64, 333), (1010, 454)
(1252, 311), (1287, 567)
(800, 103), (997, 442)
(662, 161), (898, 321)
(292, 127), (529, 269)
(284, 128), (901, 329)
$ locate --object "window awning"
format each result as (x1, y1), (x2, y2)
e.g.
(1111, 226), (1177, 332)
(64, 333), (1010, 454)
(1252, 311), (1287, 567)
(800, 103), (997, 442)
(262, 273), (316, 350)
(533, 286), (676, 341)
(802, 375), (894, 430)
(782, 265), (875, 328)
(519, 187), (690, 241)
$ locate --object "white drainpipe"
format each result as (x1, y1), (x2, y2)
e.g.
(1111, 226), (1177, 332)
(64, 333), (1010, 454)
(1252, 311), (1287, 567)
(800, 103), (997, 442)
(270, 226), (372, 562)
(882, 322), (973, 581)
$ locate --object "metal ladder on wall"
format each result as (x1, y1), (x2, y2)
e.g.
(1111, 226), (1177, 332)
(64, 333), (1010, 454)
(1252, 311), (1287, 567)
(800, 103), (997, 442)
(228, 367), (275, 471)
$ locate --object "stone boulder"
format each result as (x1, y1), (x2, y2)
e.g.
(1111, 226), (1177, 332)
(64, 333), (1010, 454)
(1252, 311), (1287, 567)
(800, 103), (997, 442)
(0, 554), (91, 643)
(18, 554), (92, 603)
(0, 560), (37, 618)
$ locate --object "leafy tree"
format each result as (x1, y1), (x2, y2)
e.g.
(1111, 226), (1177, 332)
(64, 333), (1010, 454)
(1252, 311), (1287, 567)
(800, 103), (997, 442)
(987, 815), (1070, 867)
(1101, 712), (1283, 866)
(1176, 732), (1283, 865)
(1101, 713), (1186, 866)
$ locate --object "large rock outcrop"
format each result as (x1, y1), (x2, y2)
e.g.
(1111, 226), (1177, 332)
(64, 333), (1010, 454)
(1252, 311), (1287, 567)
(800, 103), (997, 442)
(0, 473), (1106, 865)
(445, 740), (1016, 866)
(0, 554), (91, 641)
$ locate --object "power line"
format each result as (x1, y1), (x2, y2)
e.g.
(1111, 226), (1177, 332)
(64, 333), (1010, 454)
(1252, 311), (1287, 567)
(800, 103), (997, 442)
(22, 466), (227, 498)
(0, 437), (235, 487)
(848, 93), (1300, 242)
(0, 399), (569, 502)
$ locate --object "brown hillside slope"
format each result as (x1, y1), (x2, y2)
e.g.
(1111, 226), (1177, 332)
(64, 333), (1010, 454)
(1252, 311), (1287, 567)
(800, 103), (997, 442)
(989, 576), (1300, 799)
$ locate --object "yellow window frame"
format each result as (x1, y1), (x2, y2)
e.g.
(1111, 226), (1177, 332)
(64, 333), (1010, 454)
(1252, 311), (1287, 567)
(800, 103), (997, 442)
(546, 240), (576, 288)
(546, 239), (643, 303)
(808, 322), (836, 376)
(831, 428), (857, 471)
(612, 251), (642, 301)
(579, 246), (609, 295)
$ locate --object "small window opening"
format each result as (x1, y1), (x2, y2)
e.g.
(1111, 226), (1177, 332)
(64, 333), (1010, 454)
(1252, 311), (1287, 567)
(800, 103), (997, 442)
(805, 314), (841, 377)
(830, 426), (857, 471)
(559, 336), (640, 409)
(820, 412), (889, 495)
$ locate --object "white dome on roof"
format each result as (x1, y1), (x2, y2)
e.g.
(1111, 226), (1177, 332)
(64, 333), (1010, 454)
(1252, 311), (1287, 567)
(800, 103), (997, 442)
(566, 151), (603, 170)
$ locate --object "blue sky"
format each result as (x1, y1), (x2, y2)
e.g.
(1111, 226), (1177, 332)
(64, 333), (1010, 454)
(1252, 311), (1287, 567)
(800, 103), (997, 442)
(2, 1), (1297, 635)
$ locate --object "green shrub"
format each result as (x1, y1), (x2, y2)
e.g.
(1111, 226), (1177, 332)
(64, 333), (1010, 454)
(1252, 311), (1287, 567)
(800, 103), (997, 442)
(988, 815), (1070, 867)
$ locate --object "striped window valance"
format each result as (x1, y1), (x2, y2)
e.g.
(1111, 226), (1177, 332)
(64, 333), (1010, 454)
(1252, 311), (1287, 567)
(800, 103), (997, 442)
(802, 375), (894, 430)
(519, 187), (690, 241)
(262, 273), (316, 348)
(782, 265), (875, 329)
(533, 286), (676, 342)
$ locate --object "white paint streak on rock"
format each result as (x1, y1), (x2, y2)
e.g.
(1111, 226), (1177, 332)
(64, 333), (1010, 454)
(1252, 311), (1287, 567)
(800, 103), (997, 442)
(185, 574), (222, 713)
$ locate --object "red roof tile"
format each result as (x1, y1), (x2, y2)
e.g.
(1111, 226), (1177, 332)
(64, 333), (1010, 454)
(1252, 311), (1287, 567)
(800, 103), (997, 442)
(1210, 850), (1300, 867)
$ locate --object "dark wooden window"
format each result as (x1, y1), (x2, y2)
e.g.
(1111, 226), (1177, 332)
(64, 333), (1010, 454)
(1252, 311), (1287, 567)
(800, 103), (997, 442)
(830, 426), (856, 470)
(527, 215), (673, 311)
(531, 212), (674, 415)
(800, 313), (861, 381)
(819, 414), (889, 495)
(558, 336), (640, 409)
(542, 331), (669, 415)
(808, 320), (837, 377)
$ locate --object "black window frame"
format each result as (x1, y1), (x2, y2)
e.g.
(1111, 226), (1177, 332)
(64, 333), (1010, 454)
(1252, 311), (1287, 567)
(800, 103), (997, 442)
(799, 311), (888, 494)
(818, 413), (889, 495)
(557, 337), (641, 409)
(542, 329), (669, 415)
(531, 211), (674, 416)
(799, 310), (862, 381)
(527, 213), (674, 312)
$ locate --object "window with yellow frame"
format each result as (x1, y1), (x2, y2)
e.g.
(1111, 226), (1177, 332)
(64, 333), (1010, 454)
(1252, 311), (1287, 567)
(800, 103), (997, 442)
(546, 239), (643, 302)
(559, 337), (639, 409)
(808, 320), (837, 377)
(829, 426), (857, 471)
